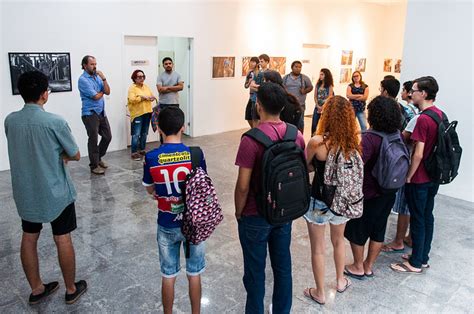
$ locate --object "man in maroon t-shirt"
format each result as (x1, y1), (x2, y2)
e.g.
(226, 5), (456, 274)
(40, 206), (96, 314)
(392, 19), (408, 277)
(235, 82), (305, 313)
(391, 76), (442, 274)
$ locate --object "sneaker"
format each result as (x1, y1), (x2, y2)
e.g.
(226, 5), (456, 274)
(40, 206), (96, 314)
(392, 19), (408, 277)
(91, 167), (105, 175)
(98, 160), (108, 168)
(139, 150), (147, 156)
(131, 153), (142, 161)
(65, 280), (87, 305)
(29, 281), (59, 305)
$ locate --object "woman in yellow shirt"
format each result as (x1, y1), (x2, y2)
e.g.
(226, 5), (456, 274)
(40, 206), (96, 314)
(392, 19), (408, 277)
(127, 70), (156, 160)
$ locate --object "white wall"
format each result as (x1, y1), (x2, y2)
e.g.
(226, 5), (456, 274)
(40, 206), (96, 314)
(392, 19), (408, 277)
(1, 1), (406, 171)
(400, 1), (473, 202)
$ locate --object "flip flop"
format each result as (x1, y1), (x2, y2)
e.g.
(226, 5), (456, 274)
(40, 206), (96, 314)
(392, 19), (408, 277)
(364, 272), (375, 278)
(336, 278), (352, 293)
(303, 288), (325, 305)
(390, 262), (422, 274)
(403, 239), (412, 248)
(344, 267), (365, 280)
(381, 245), (405, 253)
(401, 254), (430, 268)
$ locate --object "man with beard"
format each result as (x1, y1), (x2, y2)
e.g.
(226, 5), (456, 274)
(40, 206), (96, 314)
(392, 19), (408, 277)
(78, 55), (112, 175)
(156, 57), (184, 110)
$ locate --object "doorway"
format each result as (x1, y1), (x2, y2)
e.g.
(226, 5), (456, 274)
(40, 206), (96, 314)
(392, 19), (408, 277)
(302, 46), (330, 116)
(123, 35), (193, 147)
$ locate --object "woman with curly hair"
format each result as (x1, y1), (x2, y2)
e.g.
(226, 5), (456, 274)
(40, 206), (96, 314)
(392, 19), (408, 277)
(303, 95), (361, 304)
(312, 68), (334, 135)
(344, 95), (402, 280)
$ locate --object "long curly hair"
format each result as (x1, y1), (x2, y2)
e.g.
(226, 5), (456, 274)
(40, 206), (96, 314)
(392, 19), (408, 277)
(316, 95), (361, 157)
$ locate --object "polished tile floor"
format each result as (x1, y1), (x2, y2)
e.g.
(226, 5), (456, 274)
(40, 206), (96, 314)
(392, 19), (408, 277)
(1, 118), (473, 313)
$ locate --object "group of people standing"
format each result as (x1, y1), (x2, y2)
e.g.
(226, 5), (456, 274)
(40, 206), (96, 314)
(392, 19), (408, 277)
(239, 57), (445, 312)
(78, 55), (183, 172)
(4, 50), (448, 314)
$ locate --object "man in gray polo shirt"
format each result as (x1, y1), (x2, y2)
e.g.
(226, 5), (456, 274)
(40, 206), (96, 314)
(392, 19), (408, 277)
(282, 61), (313, 133)
(4, 71), (87, 305)
(156, 57), (184, 109)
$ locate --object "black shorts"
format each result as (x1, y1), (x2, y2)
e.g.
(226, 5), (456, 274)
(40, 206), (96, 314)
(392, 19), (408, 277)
(344, 194), (396, 245)
(22, 203), (77, 236)
(245, 99), (256, 121)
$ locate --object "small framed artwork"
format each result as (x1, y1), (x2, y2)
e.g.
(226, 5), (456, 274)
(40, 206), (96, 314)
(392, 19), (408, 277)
(341, 50), (353, 66)
(355, 58), (366, 72)
(269, 57), (286, 75)
(394, 59), (402, 73)
(340, 68), (352, 84)
(8, 52), (72, 95)
(242, 56), (252, 77)
(383, 58), (392, 72)
(212, 56), (235, 78)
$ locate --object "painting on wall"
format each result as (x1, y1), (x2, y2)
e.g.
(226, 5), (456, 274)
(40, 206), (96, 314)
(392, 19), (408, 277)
(341, 50), (353, 65)
(242, 57), (252, 77)
(355, 58), (366, 72)
(269, 57), (286, 75)
(394, 59), (402, 73)
(340, 68), (352, 84)
(383, 58), (392, 72)
(8, 52), (72, 95)
(212, 56), (235, 78)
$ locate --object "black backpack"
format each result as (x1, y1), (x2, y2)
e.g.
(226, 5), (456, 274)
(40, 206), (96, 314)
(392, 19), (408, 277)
(243, 124), (310, 225)
(422, 110), (462, 184)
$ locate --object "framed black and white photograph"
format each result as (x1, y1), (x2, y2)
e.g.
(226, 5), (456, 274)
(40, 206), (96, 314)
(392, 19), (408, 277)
(8, 52), (72, 95)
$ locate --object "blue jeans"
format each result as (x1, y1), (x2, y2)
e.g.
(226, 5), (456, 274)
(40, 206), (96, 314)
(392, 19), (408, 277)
(131, 113), (151, 153)
(405, 182), (439, 268)
(297, 104), (306, 132)
(238, 215), (292, 314)
(311, 106), (321, 135)
(355, 110), (367, 131)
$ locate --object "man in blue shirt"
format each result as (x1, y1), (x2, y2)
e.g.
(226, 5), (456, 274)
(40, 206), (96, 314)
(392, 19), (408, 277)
(5, 71), (87, 305)
(78, 55), (111, 175)
(142, 107), (206, 314)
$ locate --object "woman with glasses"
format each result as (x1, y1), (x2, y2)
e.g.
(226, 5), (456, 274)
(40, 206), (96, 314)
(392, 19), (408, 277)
(127, 70), (156, 160)
(346, 71), (369, 131)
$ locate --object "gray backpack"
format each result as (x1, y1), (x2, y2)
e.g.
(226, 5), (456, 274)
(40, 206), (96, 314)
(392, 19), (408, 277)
(367, 130), (409, 193)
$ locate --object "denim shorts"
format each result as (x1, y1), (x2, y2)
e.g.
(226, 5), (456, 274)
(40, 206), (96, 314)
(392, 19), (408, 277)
(392, 186), (410, 215)
(157, 225), (206, 278)
(303, 197), (349, 225)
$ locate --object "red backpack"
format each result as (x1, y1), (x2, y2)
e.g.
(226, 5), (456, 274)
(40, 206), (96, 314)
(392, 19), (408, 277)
(182, 147), (223, 257)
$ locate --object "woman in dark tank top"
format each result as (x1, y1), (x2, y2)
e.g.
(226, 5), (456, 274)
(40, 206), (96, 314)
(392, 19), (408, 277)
(303, 96), (361, 304)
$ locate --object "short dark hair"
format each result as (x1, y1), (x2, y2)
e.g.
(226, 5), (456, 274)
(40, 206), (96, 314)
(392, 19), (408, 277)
(413, 76), (438, 100)
(162, 57), (173, 64)
(402, 81), (413, 92)
(380, 78), (400, 98)
(158, 106), (184, 136)
(81, 55), (94, 70)
(131, 69), (145, 82)
(263, 70), (283, 85)
(256, 82), (286, 115)
(291, 60), (302, 68)
(367, 96), (401, 133)
(384, 75), (396, 80)
(17, 71), (49, 103)
(258, 54), (270, 62)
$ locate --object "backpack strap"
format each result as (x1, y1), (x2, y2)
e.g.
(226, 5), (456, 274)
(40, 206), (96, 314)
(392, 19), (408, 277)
(365, 129), (386, 138)
(189, 146), (203, 170)
(283, 123), (298, 141)
(422, 109), (442, 125)
(243, 128), (275, 148)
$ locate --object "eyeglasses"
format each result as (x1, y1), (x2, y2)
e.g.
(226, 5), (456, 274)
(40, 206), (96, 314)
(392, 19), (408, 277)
(136, 75), (146, 79)
(409, 88), (422, 94)
(47, 88), (52, 94)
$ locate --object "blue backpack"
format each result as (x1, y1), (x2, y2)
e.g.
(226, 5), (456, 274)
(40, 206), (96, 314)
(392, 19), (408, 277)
(367, 130), (410, 193)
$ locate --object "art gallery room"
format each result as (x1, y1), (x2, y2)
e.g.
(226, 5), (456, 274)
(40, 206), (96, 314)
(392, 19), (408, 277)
(0, 0), (472, 312)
